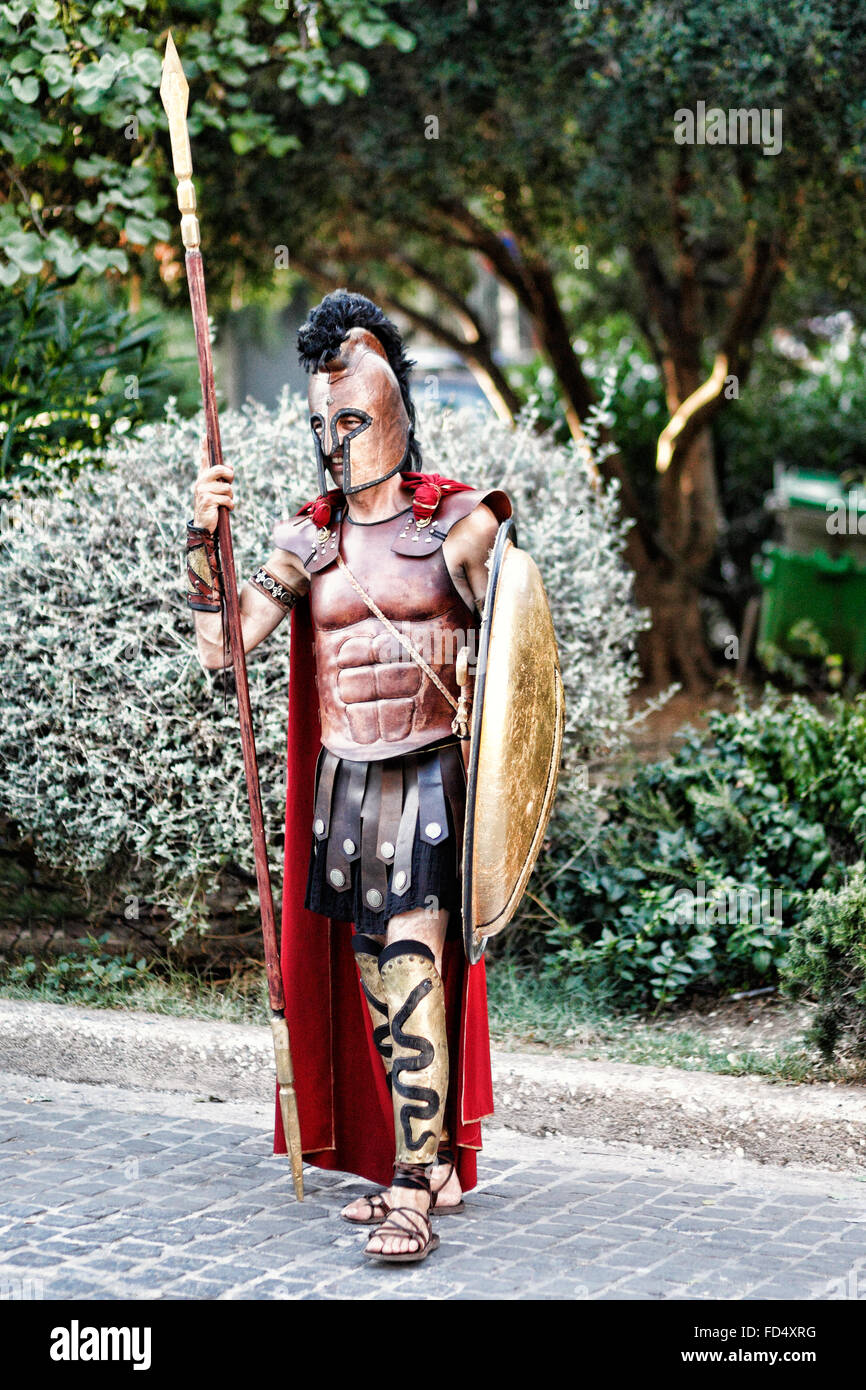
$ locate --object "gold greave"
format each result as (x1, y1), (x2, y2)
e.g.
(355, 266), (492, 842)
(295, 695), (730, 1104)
(378, 939), (448, 1166)
(351, 934), (393, 1084)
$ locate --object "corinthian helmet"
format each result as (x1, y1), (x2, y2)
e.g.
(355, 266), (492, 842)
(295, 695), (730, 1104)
(297, 290), (420, 496)
(308, 328), (411, 495)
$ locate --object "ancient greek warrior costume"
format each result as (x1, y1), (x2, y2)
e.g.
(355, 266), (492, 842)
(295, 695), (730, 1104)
(272, 292), (510, 1193)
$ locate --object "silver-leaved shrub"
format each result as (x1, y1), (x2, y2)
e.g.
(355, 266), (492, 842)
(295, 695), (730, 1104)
(0, 393), (644, 940)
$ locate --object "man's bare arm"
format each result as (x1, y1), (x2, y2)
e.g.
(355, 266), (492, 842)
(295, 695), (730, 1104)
(190, 440), (310, 670)
(193, 546), (310, 670)
(441, 502), (500, 612)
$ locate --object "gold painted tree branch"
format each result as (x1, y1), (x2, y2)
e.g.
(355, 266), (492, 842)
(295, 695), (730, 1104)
(656, 232), (786, 477)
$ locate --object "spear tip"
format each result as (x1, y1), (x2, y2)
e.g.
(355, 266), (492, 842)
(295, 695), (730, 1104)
(160, 30), (189, 120)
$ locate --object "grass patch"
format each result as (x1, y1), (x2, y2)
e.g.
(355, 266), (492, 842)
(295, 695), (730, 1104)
(591, 1025), (834, 1083)
(0, 943), (838, 1083)
(485, 959), (835, 1083)
(0, 941), (266, 1024)
(485, 956), (617, 1047)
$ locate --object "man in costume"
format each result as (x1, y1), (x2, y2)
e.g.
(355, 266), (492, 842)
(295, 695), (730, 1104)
(188, 290), (511, 1262)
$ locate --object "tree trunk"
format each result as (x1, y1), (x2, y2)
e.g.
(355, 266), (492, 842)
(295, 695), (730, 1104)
(634, 421), (722, 690)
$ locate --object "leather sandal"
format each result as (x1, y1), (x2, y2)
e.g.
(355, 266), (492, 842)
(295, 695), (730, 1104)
(363, 1206), (440, 1264)
(431, 1187), (465, 1216)
(340, 1191), (391, 1226)
(430, 1146), (465, 1216)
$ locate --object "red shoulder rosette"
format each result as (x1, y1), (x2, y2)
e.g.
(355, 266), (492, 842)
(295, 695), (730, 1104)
(401, 472), (475, 524)
(295, 487), (344, 530)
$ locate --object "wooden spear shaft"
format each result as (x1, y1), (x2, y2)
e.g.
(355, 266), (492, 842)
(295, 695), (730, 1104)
(160, 32), (303, 1200)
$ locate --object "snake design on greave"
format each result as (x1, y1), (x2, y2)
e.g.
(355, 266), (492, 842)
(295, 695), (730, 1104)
(390, 978), (440, 1152)
(360, 977), (393, 1073)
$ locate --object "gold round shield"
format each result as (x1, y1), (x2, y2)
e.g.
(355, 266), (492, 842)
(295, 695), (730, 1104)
(462, 519), (564, 963)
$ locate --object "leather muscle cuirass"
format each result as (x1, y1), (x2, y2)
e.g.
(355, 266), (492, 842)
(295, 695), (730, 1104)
(273, 485), (513, 763)
(311, 506), (477, 761)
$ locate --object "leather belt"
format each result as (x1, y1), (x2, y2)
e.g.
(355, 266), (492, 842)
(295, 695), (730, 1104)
(376, 764), (404, 863)
(359, 761), (389, 914)
(312, 748), (340, 840)
(440, 742), (467, 866)
(390, 764), (420, 898)
(417, 749), (448, 846)
(325, 759), (367, 891)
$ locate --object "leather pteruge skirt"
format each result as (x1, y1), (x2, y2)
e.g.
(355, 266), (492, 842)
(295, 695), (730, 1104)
(304, 739), (467, 936)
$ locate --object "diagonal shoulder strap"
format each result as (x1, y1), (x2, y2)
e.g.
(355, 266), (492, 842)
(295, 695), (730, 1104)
(335, 553), (470, 737)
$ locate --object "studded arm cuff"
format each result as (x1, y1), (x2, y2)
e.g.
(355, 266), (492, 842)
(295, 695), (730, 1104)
(250, 565), (298, 614)
(186, 521), (222, 612)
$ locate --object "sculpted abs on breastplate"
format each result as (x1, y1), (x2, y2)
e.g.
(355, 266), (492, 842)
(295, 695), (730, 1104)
(312, 508), (477, 761)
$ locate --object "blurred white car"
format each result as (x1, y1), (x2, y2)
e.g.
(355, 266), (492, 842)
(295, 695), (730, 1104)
(409, 346), (492, 414)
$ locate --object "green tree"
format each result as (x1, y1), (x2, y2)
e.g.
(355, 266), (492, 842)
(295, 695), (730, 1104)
(188, 0), (866, 687)
(0, 278), (164, 490)
(0, 1), (412, 485)
(0, 0), (413, 286)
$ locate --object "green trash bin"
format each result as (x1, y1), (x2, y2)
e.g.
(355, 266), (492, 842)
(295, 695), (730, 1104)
(753, 544), (866, 678)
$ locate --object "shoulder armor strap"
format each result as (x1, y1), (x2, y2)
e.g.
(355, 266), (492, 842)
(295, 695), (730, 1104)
(272, 510), (343, 573)
(390, 488), (512, 556)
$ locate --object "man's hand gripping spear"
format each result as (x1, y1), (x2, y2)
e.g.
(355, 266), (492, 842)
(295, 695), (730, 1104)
(160, 33), (303, 1199)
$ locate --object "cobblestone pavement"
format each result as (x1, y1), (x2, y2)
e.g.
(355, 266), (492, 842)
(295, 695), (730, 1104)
(1, 1073), (865, 1301)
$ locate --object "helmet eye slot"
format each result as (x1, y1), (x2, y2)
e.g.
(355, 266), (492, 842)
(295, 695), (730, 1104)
(329, 408), (372, 456)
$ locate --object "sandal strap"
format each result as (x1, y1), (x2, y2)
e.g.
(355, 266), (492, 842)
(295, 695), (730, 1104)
(341, 1191), (392, 1225)
(361, 1194), (390, 1218)
(392, 1161), (432, 1194)
(372, 1208), (433, 1247)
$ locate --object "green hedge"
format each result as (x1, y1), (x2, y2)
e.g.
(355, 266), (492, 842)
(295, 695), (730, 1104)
(534, 691), (866, 1008)
(0, 395), (641, 941)
(783, 863), (866, 1062)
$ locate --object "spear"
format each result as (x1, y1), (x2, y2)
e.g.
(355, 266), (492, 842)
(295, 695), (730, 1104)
(160, 32), (303, 1200)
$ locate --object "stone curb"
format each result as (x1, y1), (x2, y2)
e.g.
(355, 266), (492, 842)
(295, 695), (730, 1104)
(0, 998), (863, 1171)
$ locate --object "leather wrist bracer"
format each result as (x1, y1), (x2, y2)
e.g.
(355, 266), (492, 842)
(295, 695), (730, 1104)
(251, 566), (297, 613)
(186, 521), (222, 612)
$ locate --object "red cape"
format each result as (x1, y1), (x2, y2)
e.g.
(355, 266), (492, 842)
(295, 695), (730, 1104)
(273, 595), (494, 1190)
